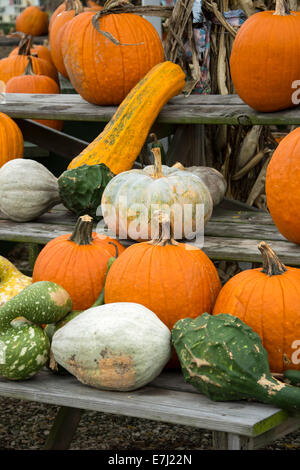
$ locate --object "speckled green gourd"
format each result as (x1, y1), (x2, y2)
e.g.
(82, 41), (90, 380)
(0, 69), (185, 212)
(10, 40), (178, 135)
(172, 313), (300, 412)
(0, 281), (72, 380)
(58, 164), (114, 220)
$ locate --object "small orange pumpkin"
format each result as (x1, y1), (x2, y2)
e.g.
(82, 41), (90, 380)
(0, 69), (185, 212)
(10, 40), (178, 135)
(32, 215), (126, 311)
(0, 113), (23, 168)
(213, 242), (300, 373)
(9, 41), (55, 68)
(5, 57), (63, 131)
(16, 6), (49, 37)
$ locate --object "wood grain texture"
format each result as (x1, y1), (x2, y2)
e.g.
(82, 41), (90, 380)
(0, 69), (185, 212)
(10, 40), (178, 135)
(0, 369), (290, 438)
(1, 93), (300, 124)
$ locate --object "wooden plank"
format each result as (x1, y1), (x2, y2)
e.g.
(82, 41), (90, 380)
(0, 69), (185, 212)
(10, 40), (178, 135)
(15, 119), (89, 159)
(1, 93), (300, 125)
(0, 370), (288, 437)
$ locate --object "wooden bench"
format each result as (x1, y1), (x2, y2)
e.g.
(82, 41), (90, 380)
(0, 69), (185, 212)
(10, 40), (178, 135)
(0, 92), (300, 450)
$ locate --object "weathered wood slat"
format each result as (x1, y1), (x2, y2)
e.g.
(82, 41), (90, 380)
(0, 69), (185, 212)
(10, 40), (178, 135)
(0, 370), (289, 437)
(1, 93), (300, 124)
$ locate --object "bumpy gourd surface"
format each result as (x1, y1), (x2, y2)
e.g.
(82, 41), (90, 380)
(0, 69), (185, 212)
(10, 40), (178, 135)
(0, 255), (31, 307)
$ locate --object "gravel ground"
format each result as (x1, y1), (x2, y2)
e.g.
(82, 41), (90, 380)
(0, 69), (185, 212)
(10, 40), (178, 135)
(1, 395), (300, 450)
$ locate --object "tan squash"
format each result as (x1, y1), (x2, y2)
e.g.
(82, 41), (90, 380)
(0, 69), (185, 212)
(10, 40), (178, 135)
(67, 61), (186, 174)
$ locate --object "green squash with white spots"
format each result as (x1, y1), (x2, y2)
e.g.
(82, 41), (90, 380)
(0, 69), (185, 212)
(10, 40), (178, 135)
(0, 281), (72, 380)
(101, 148), (213, 241)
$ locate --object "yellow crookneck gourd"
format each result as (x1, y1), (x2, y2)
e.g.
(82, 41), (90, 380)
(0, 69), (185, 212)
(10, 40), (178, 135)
(0, 255), (32, 306)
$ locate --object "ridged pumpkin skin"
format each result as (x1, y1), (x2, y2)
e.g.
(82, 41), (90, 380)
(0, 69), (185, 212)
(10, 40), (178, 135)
(16, 6), (49, 37)
(51, 302), (172, 391)
(212, 242), (300, 373)
(32, 215), (125, 311)
(67, 61), (186, 174)
(0, 256), (31, 307)
(62, 11), (165, 105)
(0, 113), (23, 168)
(9, 45), (54, 67)
(230, 6), (300, 112)
(101, 157), (213, 241)
(6, 66), (63, 131)
(0, 54), (58, 84)
(266, 127), (300, 244)
(0, 281), (72, 381)
(49, 2), (66, 32)
(105, 244), (221, 330)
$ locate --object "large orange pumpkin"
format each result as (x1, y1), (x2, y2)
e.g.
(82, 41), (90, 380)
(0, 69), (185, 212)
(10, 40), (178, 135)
(5, 57), (63, 132)
(49, 2), (66, 32)
(49, 0), (84, 78)
(16, 6), (49, 37)
(266, 127), (300, 244)
(212, 242), (300, 373)
(61, 9), (165, 105)
(230, 0), (300, 112)
(0, 113), (23, 168)
(32, 215), (125, 311)
(104, 212), (221, 366)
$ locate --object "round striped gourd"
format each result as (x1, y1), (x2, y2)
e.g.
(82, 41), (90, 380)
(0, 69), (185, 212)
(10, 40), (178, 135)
(213, 242), (300, 373)
(32, 215), (125, 311)
(230, 0), (300, 112)
(101, 148), (213, 241)
(61, 8), (165, 105)
(51, 302), (172, 391)
(0, 256), (31, 307)
(5, 57), (63, 131)
(16, 6), (49, 37)
(0, 113), (23, 168)
(0, 281), (72, 380)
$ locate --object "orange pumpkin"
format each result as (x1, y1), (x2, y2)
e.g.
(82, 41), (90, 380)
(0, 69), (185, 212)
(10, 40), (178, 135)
(49, 0), (84, 78)
(0, 113), (23, 168)
(16, 6), (49, 37)
(5, 57), (63, 132)
(266, 127), (300, 244)
(230, 0), (300, 112)
(213, 242), (300, 373)
(49, 2), (67, 32)
(9, 42), (55, 68)
(0, 36), (58, 84)
(32, 215), (126, 311)
(61, 9), (165, 105)
(104, 212), (221, 366)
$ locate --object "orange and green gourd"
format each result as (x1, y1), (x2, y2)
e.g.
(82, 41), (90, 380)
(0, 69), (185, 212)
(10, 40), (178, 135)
(0, 256), (31, 307)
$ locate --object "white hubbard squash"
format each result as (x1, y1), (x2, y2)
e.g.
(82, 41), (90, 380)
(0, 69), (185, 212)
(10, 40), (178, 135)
(0, 159), (60, 222)
(101, 148), (213, 241)
(173, 163), (227, 206)
(51, 302), (172, 391)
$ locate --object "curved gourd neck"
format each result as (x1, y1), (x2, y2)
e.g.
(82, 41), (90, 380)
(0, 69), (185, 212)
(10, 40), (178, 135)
(0, 256), (20, 283)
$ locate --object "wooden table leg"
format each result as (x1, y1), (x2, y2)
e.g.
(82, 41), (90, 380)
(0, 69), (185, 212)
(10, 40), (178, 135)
(44, 406), (82, 450)
(212, 431), (253, 450)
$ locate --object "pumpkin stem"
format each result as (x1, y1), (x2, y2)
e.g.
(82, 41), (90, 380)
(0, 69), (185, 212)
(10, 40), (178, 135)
(151, 147), (164, 179)
(66, 0), (84, 13)
(274, 0), (290, 15)
(148, 210), (178, 247)
(69, 215), (93, 245)
(17, 34), (33, 56)
(258, 242), (287, 276)
(172, 162), (185, 170)
(24, 56), (35, 76)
